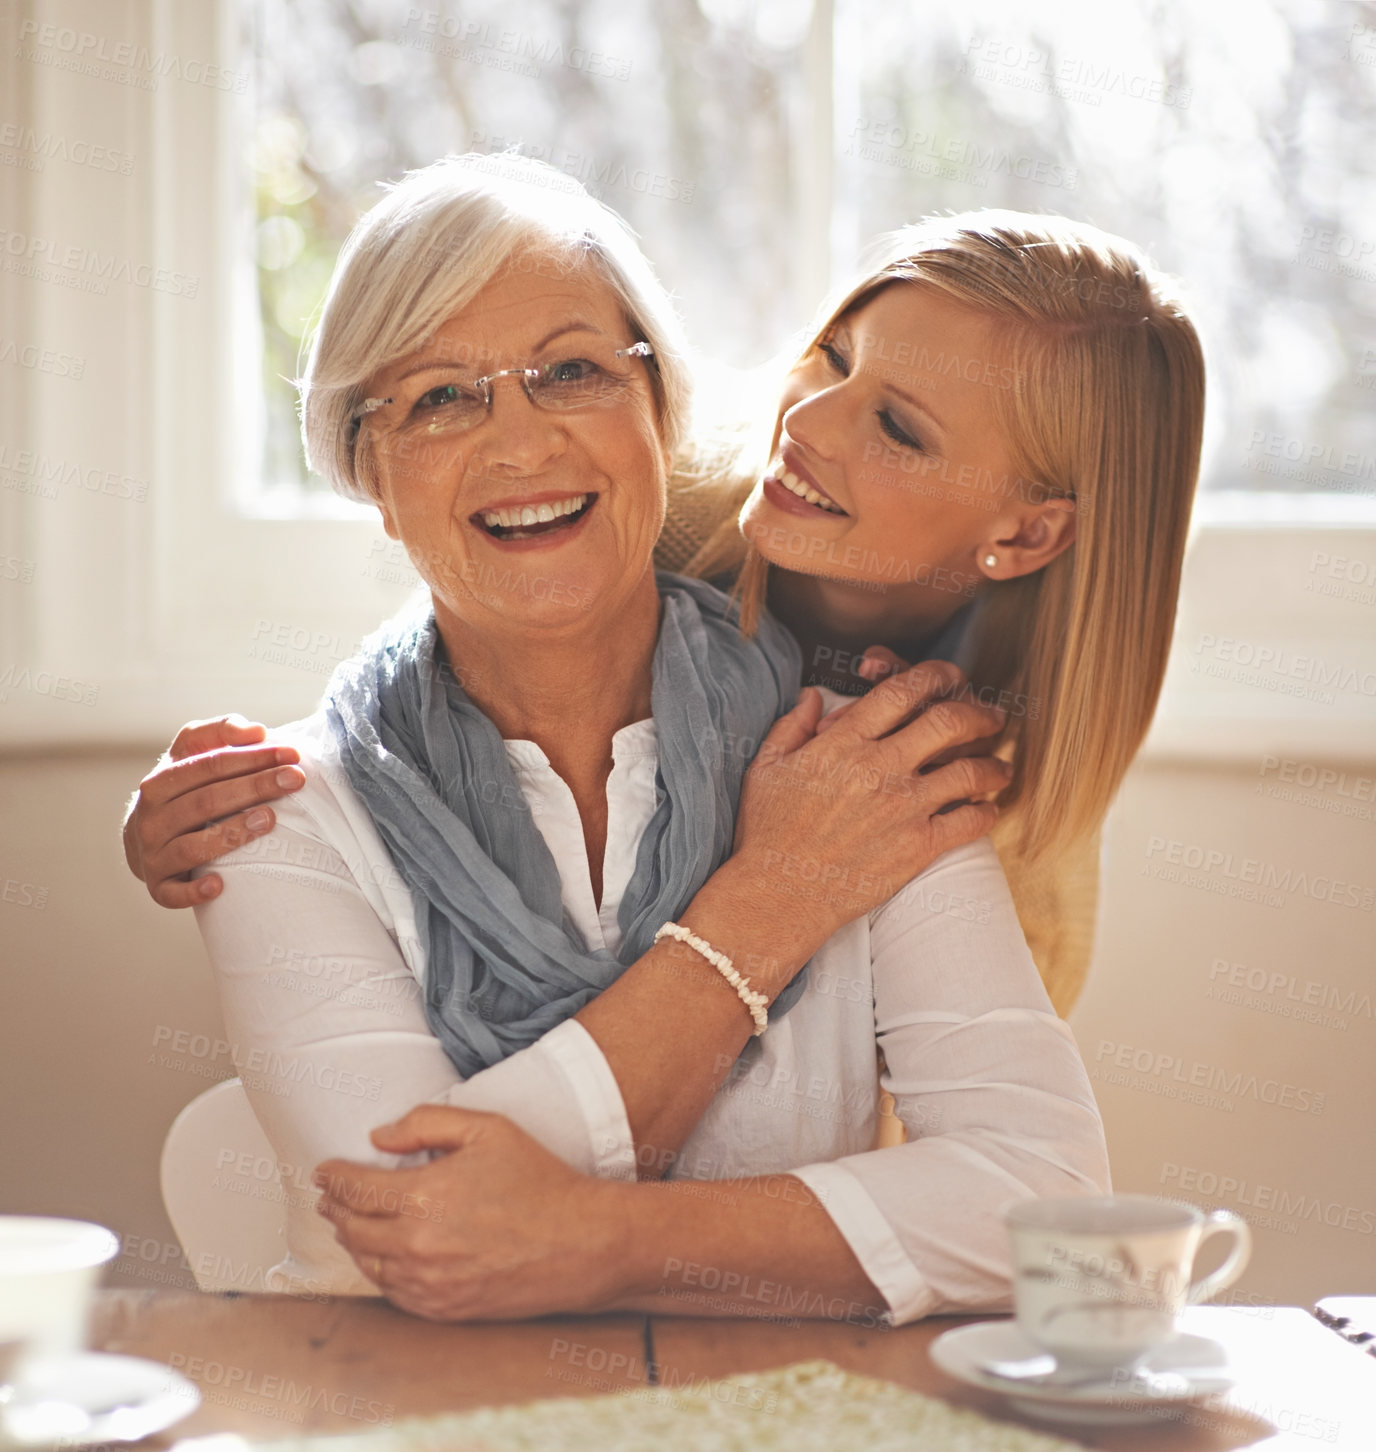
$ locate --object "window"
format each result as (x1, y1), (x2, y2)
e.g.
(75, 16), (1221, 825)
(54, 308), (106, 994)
(247, 0), (1376, 507)
(2, 0), (1372, 751)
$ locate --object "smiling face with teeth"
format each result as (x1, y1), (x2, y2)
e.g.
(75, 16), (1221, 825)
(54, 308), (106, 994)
(738, 284), (1075, 640)
(359, 255), (670, 641)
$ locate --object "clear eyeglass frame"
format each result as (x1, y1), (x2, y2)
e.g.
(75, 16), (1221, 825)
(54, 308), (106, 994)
(350, 340), (655, 442)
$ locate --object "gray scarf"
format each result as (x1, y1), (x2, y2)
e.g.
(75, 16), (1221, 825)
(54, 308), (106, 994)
(325, 574), (807, 1077)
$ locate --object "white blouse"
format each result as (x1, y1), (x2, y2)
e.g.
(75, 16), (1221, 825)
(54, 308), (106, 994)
(193, 706), (1109, 1322)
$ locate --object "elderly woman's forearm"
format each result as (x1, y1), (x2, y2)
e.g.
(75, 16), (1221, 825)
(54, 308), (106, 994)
(594, 1172), (884, 1321)
(573, 856), (827, 1179)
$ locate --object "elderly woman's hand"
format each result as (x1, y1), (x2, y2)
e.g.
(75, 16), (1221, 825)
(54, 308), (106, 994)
(817, 648), (1006, 769)
(728, 658), (1011, 944)
(314, 1106), (627, 1322)
(123, 716), (305, 907)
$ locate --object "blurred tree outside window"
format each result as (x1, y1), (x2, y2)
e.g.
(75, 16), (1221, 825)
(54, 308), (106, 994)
(244, 0), (1376, 511)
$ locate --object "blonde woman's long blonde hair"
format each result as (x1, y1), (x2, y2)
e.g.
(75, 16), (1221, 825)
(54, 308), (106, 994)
(673, 211), (1205, 865)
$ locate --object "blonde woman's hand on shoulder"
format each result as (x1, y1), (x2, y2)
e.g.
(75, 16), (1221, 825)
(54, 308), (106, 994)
(122, 714), (306, 908)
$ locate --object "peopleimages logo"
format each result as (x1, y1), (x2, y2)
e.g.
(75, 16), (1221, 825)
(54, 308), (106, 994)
(16, 20), (250, 93)
(148, 1026), (383, 1102)
(0, 123), (133, 175)
(846, 120), (1078, 192)
(1206, 958), (1372, 1032)
(1255, 756), (1375, 824)
(1144, 836), (1375, 912)
(1159, 1162), (1373, 1236)
(0, 228), (198, 298)
(401, 11), (634, 81)
(958, 36), (1192, 109)
(1190, 633), (1376, 701)
(0, 665), (99, 707)
(0, 339), (84, 378)
(164, 1354), (394, 1424)
(0, 444), (150, 502)
(1093, 1040), (1326, 1115)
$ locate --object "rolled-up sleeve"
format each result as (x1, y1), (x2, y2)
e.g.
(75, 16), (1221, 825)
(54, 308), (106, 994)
(791, 838), (1110, 1324)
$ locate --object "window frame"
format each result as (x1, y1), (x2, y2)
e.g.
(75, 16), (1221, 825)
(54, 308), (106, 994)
(1, 0), (409, 749)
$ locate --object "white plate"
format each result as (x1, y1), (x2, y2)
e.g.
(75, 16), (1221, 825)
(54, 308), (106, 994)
(929, 1320), (1237, 1427)
(2, 1352), (200, 1447)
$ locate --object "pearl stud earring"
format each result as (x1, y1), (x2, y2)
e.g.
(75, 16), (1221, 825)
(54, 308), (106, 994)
(983, 553), (998, 569)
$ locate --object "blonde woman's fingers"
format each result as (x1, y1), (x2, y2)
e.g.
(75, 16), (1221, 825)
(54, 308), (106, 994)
(169, 714), (269, 761)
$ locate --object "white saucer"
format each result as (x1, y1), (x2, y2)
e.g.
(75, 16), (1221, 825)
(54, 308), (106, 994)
(929, 1321), (1237, 1426)
(2, 1352), (200, 1446)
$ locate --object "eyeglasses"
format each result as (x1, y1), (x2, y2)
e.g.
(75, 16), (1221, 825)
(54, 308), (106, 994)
(351, 341), (655, 442)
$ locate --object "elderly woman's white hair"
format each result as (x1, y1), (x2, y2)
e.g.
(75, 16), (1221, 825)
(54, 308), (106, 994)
(299, 152), (693, 503)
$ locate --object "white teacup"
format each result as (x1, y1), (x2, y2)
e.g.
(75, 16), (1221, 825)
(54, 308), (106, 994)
(1005, 1194), (1252, 1372)
(0, 1217), (120, 1391)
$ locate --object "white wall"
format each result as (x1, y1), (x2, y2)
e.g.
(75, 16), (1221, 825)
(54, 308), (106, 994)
(1071, 758), (1376, 1308)
(0, 750), (228, 1291)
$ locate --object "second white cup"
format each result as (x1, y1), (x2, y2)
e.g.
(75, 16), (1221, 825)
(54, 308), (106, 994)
(1005, 1194), (1252, 1372)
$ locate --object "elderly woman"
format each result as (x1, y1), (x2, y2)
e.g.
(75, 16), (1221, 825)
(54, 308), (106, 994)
(176, 155), (1109, 1321)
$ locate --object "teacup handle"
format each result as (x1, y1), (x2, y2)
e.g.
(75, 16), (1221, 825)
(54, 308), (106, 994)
(1186, 1209), (1253, 1304)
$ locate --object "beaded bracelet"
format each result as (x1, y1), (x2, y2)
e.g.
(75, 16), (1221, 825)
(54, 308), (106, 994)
(654, 921), (769, 1036)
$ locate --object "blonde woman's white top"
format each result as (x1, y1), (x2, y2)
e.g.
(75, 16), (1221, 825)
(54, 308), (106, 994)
(193, 705), (1109, 1322)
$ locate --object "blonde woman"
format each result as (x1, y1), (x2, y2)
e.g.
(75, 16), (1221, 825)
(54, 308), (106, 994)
(126, 210), (1203, 1017)
(663, 213), (1204, 1010)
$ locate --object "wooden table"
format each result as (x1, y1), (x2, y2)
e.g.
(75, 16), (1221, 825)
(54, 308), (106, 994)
(89, 1290), (1376, 1451)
